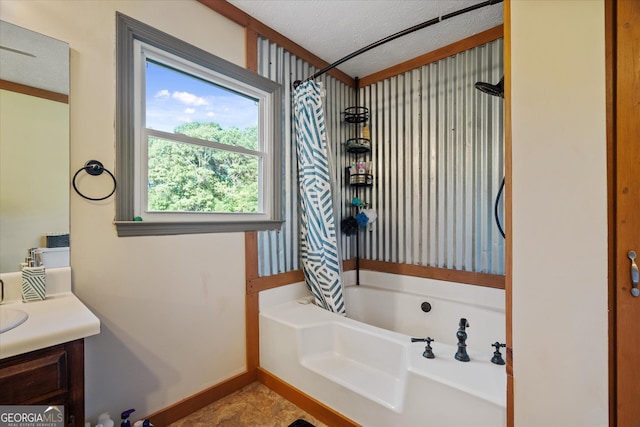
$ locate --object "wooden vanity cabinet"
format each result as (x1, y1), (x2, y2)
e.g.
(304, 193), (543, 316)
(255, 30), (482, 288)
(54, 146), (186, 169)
(0, 339), (84, 427)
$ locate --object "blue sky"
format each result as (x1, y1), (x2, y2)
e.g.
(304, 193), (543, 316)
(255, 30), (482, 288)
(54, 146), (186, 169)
(145, 61), (259, 133)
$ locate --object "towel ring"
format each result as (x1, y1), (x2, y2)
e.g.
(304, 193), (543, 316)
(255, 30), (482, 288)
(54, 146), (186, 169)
(72, 160), (117, 201)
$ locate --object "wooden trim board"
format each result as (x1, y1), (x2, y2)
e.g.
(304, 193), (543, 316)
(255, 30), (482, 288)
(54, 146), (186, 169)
(0, 79), (68, 103)
(146, 371), (256, 426)
(257, 368), (361, 427)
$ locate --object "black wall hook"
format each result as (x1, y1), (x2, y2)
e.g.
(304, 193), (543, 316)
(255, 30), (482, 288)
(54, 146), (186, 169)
(72, 160), (117, 201)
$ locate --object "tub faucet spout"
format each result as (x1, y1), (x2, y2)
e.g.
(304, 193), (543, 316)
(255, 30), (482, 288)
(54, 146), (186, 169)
(455, 318), (470, 362)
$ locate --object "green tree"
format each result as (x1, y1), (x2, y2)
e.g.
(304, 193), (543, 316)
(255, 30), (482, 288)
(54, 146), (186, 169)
(147, 122), (259, 213)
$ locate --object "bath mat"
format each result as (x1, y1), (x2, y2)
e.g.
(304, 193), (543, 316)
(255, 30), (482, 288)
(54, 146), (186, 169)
(288, 420), (315, 427)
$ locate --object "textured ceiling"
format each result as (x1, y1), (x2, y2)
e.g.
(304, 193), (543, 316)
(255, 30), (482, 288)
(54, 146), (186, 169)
(227, 0), (503, 79)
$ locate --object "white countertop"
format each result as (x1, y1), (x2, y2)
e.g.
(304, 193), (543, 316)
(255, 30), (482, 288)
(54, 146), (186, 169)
(0, 267), (100, 360)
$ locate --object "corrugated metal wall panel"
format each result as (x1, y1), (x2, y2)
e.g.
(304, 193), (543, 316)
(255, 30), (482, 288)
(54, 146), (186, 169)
(257, 38), (355, 277)
(360, 39), (504, 274)
(256, 37), (504, 277)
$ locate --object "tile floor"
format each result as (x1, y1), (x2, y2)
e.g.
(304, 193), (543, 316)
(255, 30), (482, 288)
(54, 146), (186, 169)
(167, 382), (329, 427)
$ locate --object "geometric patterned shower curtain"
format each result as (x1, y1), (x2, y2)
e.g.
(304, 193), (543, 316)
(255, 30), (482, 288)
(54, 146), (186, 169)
(293, 80), (345, 315)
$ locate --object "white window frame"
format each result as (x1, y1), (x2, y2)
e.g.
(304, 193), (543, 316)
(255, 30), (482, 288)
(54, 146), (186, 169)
(133, 41), (273, 222)
(115, 13), (283, 236)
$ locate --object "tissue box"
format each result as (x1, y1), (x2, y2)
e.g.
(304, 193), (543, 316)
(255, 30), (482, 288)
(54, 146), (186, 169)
(22, 266), (46, 301)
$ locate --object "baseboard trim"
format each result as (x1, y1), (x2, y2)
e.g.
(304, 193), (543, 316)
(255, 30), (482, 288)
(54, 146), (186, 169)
(146, 370), (257, 426)
(257, 368), (361, 427)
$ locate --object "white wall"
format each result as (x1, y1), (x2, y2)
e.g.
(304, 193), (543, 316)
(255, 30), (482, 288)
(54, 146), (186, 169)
(0, 90), (69, 272)
(511, 1), (608, 425)
(0, 0), (248, 422)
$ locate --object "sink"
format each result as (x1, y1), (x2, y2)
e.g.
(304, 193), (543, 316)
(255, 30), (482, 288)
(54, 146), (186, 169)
(0, 307), (29, 334)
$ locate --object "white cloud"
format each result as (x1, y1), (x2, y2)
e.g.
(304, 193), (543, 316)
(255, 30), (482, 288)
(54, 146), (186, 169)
(206, 112), (215, 118)
(155, 89), (170, 99)
(172, 91), (208, 106)
(184, 108), (195, 114)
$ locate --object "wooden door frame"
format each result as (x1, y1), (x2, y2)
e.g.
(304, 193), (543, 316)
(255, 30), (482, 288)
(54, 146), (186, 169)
(607, 0), (640, 424)
(604, 0), (639, 425)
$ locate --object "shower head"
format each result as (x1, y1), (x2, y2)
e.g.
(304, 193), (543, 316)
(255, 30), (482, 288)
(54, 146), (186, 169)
(475, 77), (504, 98)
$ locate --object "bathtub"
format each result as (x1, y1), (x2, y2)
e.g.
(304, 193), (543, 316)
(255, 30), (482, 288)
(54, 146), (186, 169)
(259, 272), (506, 427)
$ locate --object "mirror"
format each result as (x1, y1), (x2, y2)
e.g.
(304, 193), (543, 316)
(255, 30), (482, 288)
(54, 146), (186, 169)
(0, 20), (70, 273)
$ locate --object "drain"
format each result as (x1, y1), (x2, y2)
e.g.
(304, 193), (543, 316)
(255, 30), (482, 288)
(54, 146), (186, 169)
(421, 302), (432, 313)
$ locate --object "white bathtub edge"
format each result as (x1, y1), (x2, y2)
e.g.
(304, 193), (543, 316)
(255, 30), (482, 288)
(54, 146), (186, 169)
(259, 280), (506, 426)
(262, 300), (505, 409)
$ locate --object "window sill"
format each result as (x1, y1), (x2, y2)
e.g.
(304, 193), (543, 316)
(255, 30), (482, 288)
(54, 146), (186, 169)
(114, 220), (284, 237)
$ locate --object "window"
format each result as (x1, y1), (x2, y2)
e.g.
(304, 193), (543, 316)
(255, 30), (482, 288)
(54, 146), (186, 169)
(115, 13), (282, 236)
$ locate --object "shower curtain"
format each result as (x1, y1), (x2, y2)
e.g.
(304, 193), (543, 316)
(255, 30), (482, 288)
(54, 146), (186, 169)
(293, 81), (345, 315)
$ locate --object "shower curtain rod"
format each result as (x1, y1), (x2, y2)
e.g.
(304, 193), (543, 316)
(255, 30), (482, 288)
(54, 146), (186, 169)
(293, 0), (503, 88)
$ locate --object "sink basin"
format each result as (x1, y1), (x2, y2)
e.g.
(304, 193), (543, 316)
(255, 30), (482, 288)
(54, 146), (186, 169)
(0, 307), (29, 334)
